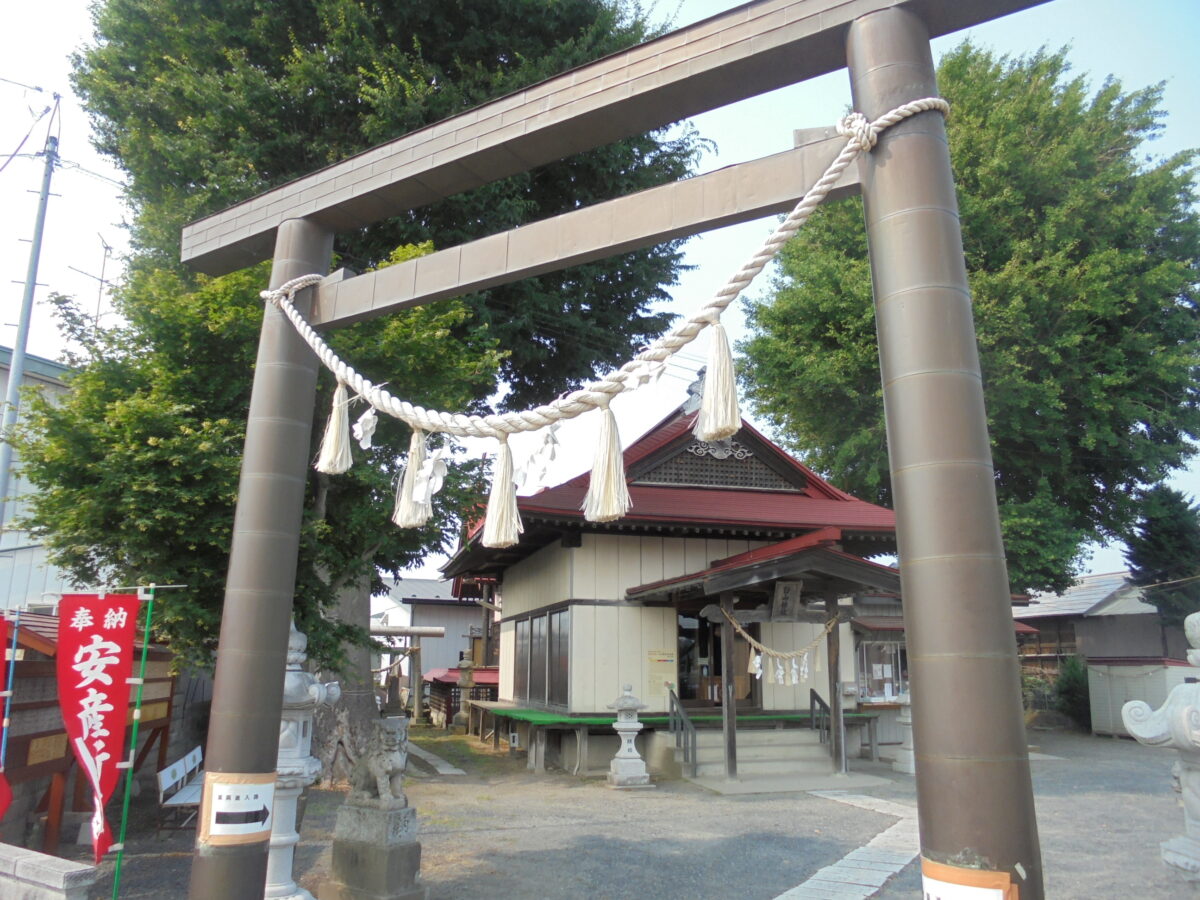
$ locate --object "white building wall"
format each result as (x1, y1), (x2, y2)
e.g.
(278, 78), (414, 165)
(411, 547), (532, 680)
(499, 620), (515, 701)
(411, 603), (485, 672)
(501, 530), (828, 714)
(756, 620), (857, 711)
(568, 534), (765, 599)
(570, 604), (674, 713)
(500, 542), (571, 618)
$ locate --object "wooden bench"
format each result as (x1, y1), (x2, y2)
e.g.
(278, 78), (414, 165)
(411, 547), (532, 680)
(156, 747), (203, 834)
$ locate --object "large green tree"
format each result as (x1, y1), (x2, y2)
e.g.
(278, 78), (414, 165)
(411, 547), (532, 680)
(18, 255), (502, 670)
(1124, 485), (1200, 627)
(72, 0), (706, 407)
(740, 43), (1200, 593)
(15, 0), (705, 669)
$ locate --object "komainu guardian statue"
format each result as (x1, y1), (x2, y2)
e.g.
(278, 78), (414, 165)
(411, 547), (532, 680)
(348, 717), (408, 809)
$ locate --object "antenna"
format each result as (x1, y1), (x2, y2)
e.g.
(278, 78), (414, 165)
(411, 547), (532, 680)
(66, 233), (114, 342)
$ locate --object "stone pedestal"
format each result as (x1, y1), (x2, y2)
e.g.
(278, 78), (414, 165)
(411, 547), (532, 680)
(319, 806), (426, 900)
(319, 719), (426, 900)
(1123, 612), (1200, 886)
(606, 684), (653, 790)
(892, 695), (916, 775)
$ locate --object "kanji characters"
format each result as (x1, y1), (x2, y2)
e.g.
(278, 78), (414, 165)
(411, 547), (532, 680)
(72, 634), (122, 687)
(77, 687), (113, 743)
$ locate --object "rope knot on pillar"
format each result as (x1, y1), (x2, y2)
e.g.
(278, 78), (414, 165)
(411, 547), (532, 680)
(837, 112), (877, 152)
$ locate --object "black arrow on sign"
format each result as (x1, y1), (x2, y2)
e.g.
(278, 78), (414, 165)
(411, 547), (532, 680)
(215, 805), (270, 826)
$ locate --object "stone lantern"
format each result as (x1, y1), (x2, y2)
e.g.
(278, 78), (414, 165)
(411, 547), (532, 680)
(606, 684), (653, 789)
(451, 649), (475, 734)
(266, 620), (341, 900)
(1123, 612), (1200, 884)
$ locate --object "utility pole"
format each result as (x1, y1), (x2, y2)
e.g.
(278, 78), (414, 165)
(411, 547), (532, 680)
(0, 134), (58, 532)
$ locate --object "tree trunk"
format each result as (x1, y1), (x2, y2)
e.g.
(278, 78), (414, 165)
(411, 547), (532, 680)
(312, 573), (380, 783)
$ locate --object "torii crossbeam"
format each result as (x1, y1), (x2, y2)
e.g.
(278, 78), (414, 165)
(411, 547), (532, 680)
(182, 2), (1051, 898)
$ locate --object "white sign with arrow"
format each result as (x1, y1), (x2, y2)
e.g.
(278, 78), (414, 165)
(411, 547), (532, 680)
(199, 773), (275, 846)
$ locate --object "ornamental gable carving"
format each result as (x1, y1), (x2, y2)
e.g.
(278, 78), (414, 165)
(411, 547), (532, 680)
(633, 439), (804, 492)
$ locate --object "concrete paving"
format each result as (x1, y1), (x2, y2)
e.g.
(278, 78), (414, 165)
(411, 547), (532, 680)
(66, 725), (1194, 898)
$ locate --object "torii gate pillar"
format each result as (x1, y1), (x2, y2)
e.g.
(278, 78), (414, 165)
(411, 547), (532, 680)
(848, 9), (1043, 897)
(189, 218), (333, 898)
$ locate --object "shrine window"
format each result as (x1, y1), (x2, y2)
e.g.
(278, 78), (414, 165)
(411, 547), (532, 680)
(511, 606), (570, 708)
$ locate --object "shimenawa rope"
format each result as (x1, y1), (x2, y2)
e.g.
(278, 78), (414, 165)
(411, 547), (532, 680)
(261, 98), (950, 545)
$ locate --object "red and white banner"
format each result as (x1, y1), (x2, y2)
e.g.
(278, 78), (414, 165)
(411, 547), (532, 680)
(57, 594), (139, 863)
(0, 616), (11, 823)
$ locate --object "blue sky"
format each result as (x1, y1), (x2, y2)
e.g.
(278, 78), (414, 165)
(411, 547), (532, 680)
(1, 0), (1197, 576)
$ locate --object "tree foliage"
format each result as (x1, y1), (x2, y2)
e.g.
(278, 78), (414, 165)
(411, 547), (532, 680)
(1124, 485), (1200, 627)
(16, 1), (706, 669)
(740, 44), (1200, 592)
(72, 0), (707, 407)
(17, 256), (501, 670)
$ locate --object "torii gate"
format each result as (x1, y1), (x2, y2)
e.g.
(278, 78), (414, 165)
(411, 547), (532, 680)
(181, 1), (1050, 897)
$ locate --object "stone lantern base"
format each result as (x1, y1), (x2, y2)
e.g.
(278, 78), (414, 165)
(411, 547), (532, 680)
(607, 756), (654, 790)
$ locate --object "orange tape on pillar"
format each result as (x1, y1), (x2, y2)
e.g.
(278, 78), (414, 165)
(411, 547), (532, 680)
(921, 858), (1020, 899)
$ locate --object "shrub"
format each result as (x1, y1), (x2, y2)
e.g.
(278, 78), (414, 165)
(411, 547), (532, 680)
(1021, 672), (1055, 712)
(1054, 656), (1092, 730)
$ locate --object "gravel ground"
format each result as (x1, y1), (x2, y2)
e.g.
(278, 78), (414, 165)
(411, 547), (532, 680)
(76, 724), (1191, 898)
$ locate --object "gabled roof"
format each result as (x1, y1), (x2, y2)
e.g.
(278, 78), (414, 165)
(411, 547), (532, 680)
(626, 528), (902, 601)
(445, 409), (896, 579)
(522, 409), (869, 511)
(513, 410), (891, 532)
(1013, 571), (1155, 620)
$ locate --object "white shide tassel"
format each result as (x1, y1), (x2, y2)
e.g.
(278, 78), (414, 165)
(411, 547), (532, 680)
(392, 430), (429, 528)
(693, 322), (741, 441)
(583, 400), (631, 523)
(315, 381), (353, 474)
(482, 436), (523, 549)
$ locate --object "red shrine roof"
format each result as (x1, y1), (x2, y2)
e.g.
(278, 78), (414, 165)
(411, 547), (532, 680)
(445, 409), (896, 578)
(423, 667), (500, 686)
(626, 527), (903, 600)
(492, 411), (892, 532)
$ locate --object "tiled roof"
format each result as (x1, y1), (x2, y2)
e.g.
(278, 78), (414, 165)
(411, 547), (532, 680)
(448, 410), (896, 579)
(515, 412), (894, 531)
(383, 577), (456, 602)
(627, 529), (902, 599)
(423, 667), (500, 685)
(1013, 571), (1151, 619)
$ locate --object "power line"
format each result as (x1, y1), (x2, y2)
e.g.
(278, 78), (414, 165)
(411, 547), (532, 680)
(0, 100), (52, 177)
(0, 75), (46, 94)
(57, 157), (126, 189)
(1137, 572), (1200, 593)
